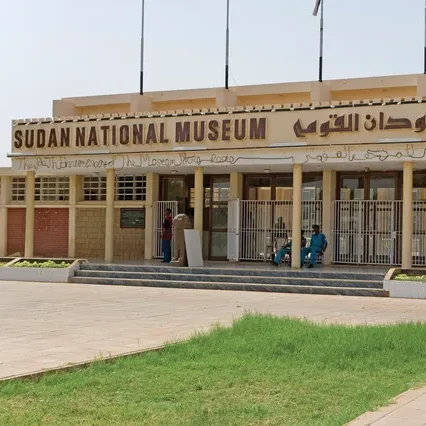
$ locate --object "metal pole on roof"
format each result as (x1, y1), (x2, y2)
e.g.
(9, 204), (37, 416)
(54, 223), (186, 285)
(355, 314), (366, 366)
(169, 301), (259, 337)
(225, 0), (230, 89)
(424, 0), (426, 73)
(140, 0), (145, 94)
(313, 0), (324, 82)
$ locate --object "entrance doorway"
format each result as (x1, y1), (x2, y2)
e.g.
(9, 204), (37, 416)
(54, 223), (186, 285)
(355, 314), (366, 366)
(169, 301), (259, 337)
(334, 173), (402, 265)
(160, 174), (230, 260)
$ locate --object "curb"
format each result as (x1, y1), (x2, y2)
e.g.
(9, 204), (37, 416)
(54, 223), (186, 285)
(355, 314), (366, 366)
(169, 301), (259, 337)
(0, 344), (167, 383)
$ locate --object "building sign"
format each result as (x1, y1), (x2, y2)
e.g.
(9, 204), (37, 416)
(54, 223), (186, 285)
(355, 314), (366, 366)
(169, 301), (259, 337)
(11, 103), (426, 157)
(120, 208), (145, 229)
(13, 117), (267, 150)
(294, 112), (426, 138)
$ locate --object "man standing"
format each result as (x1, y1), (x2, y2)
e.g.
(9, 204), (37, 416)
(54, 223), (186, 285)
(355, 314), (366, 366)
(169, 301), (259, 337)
(301, 224), (327, 268)
(162, 208), (173, 263)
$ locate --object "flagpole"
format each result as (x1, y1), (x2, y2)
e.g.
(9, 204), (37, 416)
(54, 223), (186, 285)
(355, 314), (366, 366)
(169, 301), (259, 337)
(140, 0), (145, 95)
(424, 0), (426, 74)
(225, 0), (230, 89)
(319, 0), (324, 82)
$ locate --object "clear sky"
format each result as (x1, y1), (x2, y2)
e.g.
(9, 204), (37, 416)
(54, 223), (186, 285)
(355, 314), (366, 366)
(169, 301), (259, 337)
(1, 0), (423, 166)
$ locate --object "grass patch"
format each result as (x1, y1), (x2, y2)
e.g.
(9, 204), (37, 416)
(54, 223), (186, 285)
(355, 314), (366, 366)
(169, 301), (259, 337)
(1, 315), (426, 426)
(0, 262), (7, 267)
(394, 273), (426, 282)
(11, 260), (70, 268)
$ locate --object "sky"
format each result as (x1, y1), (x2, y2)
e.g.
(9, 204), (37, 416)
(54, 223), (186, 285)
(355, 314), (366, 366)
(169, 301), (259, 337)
(0, 0), (424, 166)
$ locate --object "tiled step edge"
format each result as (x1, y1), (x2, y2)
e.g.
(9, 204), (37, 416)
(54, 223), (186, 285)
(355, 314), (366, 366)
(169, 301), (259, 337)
(79, 264), (385, 281)
(69, 277), (388, 297)
(74, 270), (384, 289)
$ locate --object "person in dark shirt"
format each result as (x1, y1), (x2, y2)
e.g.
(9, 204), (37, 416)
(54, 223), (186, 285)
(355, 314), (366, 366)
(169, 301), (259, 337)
(162, 209), (172, 263)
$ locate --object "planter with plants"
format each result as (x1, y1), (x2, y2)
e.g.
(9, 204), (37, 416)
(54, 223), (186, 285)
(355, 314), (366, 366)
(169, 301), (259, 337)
(0, 257), (16, 267)
(0, 258), (86, 283)
(383, 268), (426, 299)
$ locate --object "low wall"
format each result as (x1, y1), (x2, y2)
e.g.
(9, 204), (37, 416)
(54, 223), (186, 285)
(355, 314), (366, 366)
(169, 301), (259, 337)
(384, 268), (426, 299)
(0, 258), (86, 283)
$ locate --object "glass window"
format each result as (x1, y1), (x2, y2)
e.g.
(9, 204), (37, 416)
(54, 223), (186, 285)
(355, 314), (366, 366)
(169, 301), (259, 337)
(163, 178), (185, 203)
(275, 176), (292, 201)
(212, 177), (230, 202)
(247, 177), (271, 201)
(303, 175), (323, 200)
(413, 173), (426, 200)
(35, 177), (69, 201)
(369, 177), (395, 201)
(11, 177), (26, 201)
(340, 177), (364, 200)
(83, 176), (106, 201)
(115, 175), (146, 201)
(210, 231), (228, 258)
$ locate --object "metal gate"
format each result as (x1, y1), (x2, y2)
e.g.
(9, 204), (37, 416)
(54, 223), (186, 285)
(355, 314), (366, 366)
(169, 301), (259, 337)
(238, 200), (322, 261)
(153, 201), (178, 258)
(332, 200), (403, 265)
(413, 201), (426, 266)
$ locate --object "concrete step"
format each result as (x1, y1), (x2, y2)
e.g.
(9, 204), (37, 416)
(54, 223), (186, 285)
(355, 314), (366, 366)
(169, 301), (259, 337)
(69, 276), (388, 297)
(74, 270), (384, 289)
(80, 264), (385, 282)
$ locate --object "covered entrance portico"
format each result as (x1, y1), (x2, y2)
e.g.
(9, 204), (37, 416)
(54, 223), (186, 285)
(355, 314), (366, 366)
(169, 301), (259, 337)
(151, 157), (426, 270)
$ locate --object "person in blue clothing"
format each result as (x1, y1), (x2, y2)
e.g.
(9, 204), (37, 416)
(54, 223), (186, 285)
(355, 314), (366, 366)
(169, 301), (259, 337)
(272, 230), (306, 267)
(301, 224), (327, 268)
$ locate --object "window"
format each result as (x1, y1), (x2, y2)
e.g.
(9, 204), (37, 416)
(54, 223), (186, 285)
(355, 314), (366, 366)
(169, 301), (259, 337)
(83, 176), (106, 201)
(35, 177), (69, 201)
(115, 175), (146, 201)
(11, 177), (26, 201)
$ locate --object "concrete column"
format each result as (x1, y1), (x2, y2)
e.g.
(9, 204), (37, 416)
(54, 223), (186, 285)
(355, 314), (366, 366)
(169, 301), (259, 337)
(24, 171), (35, 258)
(322, 170), (336, 265)
(68, 175), (81, 258)
(194, 167), (204, 244)
(144, 172), (159, 260)
(291, 164), (302, 268)
(402, 162), (414, 269)
(0, 176), (10, 257)
(105, 169), (115, 262)
(230, 172), (243, 200)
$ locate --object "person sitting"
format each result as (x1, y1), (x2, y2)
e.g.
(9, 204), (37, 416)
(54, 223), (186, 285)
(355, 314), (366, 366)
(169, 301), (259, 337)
(301, 224), (327, 268)
(272, 230), (306, 267)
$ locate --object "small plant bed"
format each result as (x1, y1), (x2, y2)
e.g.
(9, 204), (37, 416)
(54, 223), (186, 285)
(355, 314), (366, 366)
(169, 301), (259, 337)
(11, 260), (71, 268)
(394, 273), (426, 282)
(2, 315), (426, 425)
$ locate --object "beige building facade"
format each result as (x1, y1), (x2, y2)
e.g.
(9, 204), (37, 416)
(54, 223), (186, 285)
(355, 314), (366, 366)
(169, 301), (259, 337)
(5, 73), (426, 268)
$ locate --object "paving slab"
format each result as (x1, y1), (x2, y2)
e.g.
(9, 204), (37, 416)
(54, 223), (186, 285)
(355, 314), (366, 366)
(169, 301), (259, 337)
(348, 387), (426, 425)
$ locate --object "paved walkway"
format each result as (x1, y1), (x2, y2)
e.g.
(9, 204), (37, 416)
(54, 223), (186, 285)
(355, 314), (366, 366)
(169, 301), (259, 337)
(1, 281), (426, 424)
(348, 387), (426, 425)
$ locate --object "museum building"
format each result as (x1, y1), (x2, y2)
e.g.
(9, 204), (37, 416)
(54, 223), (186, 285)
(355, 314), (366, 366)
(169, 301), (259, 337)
(5, 73), (426, 269)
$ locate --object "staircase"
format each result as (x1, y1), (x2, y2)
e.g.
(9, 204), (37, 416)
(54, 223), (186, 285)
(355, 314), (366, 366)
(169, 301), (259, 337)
(69, 264), (388, 297)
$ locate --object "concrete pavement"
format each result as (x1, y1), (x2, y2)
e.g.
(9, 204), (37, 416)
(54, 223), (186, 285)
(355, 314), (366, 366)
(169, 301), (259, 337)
(1, 280), (426, 379)
(2, 280), (426, 425)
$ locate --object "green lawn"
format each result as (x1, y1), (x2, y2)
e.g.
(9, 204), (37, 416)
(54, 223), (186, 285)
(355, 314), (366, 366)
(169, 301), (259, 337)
(2, 315), (426, 426)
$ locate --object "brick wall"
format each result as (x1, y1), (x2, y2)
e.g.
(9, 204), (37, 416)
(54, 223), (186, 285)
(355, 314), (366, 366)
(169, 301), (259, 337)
(75, 208), (105, 260)
(7, 208), (26, 256)
(34, 208), (69, 258)
(113, 209), (145, 261)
